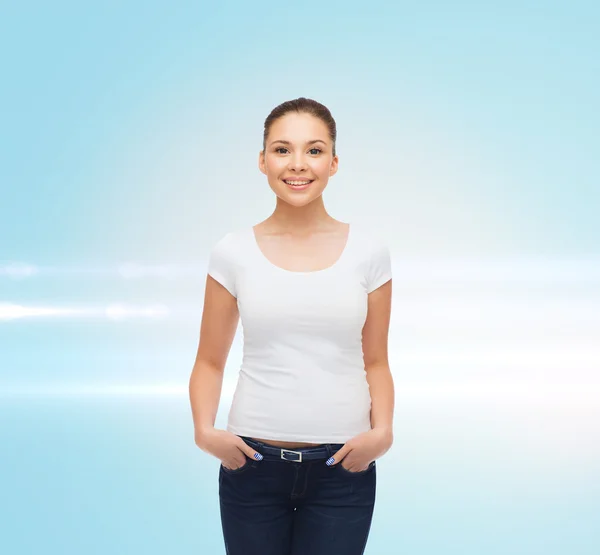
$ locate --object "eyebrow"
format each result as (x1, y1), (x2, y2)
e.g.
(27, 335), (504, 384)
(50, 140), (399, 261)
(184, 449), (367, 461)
(269, 139), (327, 147)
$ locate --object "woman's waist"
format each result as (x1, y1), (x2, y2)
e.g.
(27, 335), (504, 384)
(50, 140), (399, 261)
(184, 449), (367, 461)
(238, 360), (367, 382)
(235, 372), (368, 399)
(231, 378), (371, 409)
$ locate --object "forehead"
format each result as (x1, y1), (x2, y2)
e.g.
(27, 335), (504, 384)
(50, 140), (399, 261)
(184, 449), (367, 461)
(269, 112), (329, 139)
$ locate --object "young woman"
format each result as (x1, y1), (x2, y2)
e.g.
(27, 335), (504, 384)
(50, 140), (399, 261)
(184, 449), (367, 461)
(190, 97), (394, 555)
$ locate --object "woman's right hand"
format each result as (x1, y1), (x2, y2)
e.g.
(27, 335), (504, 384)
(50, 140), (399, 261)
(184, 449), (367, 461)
(195, 428), (263, 470)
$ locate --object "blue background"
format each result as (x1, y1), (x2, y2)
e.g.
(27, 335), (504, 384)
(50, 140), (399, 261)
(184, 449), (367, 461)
(1, 1), (599, 553)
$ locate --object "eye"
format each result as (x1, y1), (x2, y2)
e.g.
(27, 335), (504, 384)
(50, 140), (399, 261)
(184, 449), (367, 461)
(274, 147), (322, 154)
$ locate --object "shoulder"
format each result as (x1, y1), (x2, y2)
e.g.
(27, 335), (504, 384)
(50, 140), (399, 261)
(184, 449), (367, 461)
(209, 227), (248, 256)
(206, 227), (249, 297)
(350, 224), (392, 293)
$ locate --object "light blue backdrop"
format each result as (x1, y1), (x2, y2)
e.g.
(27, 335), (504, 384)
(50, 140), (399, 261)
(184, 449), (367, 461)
(1, 1), (598, 553)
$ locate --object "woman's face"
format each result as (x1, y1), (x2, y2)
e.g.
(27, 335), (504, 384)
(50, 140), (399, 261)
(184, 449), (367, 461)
(259, 112), (338, 206)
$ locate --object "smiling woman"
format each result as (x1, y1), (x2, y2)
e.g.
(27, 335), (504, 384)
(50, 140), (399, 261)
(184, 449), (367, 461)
(190, 97), (393, 555)
(256, 100), (339, 208)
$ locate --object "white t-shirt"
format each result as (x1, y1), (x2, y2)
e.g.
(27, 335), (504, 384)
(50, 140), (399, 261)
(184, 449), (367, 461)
(207, 224), (392, 443)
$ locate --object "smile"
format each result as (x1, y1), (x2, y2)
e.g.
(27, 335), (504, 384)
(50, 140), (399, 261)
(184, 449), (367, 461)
(283, 179), (314, 190)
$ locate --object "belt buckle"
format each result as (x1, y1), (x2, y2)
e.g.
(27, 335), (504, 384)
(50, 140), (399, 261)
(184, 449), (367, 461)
(281, 449), (303, 463)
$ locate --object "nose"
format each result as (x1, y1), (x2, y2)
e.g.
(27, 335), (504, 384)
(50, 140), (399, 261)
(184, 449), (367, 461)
(288, 153), (309, 171)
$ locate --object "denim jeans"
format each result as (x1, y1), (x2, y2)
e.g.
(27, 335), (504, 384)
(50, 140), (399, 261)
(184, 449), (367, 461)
(218, 436), (376, 555)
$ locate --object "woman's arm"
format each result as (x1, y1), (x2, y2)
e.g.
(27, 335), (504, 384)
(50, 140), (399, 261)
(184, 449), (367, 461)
(362, 279), (394, 442)
(189, 274), (239, 444)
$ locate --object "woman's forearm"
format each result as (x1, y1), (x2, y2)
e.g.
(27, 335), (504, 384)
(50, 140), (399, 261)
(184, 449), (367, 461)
(189, 362), (225, 442)
(365, 363), (395, 436)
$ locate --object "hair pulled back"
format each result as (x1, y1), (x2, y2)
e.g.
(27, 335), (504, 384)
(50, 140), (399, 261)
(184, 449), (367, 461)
(262, 97), (337, 157)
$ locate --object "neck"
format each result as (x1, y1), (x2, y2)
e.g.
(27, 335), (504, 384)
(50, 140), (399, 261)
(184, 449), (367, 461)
(269, 197), (335, 233)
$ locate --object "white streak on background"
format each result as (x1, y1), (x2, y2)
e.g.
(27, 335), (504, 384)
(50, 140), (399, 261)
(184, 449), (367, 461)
(0, 262), (206, 278)
(0, 303), (83, 320)
(0, 303), (169, 321)
(0, 263), (39, 278)
(0, 258), (599, 281)
(0, 384), (187, 396)
(390, 347), (600, 369)
(116, 262), (203, 279)
(1, 380), (598, 405)
(394, 257), (600, 283)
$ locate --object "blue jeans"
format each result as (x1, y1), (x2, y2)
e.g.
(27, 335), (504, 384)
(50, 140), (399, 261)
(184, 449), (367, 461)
(219, 436), (376, 555)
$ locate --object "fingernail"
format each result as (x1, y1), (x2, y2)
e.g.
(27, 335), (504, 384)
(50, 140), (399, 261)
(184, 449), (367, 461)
(254, 453), (263, 460)
(325, 457), (335, 466)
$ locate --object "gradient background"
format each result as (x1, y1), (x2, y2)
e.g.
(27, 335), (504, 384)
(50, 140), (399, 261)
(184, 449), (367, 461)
(1, 1), (599, 554)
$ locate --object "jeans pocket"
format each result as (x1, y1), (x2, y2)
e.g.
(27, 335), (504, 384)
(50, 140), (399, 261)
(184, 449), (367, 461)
(337, 460), (376, 476)
(220, 455), (252, 475)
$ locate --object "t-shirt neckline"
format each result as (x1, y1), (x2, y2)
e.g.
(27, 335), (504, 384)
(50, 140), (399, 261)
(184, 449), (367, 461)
(249, 223), (353, 275)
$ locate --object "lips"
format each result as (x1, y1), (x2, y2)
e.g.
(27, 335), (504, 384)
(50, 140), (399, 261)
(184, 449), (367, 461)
(283, 179), (314, 191)
(283, 179), (314, 184)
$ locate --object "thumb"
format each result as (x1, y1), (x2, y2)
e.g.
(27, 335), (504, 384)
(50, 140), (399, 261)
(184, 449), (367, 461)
(326, 444), (351, 466)
(238, 439), (264, 461)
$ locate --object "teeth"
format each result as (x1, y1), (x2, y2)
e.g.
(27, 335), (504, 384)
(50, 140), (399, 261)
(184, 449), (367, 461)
(285, 180), (312, 185)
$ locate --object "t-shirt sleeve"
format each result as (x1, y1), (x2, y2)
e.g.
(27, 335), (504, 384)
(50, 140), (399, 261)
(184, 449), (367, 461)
(366, 235), (392, 293)
(207, 233), (237, 298)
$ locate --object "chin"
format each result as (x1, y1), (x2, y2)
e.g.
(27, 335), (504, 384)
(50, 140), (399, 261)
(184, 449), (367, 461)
(279, 193), (314, 204)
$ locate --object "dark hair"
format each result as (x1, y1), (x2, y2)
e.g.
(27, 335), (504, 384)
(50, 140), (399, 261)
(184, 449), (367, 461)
(262, 97), (337, 157)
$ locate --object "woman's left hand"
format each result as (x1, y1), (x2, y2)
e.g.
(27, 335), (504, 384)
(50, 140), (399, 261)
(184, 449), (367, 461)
(329, 428), (393, 472)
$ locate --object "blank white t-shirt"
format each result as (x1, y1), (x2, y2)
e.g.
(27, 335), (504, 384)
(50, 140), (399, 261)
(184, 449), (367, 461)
(207, 224), (392, 443)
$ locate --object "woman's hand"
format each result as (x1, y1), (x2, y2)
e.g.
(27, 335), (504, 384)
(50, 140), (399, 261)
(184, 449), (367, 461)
(195, 428), (263, 470)
(329, 428), (393, 472)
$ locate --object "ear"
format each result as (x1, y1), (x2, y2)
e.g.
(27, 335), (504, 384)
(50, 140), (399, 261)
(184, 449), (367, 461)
(330, 154), (339, 176)
(258, 150), (267, 175)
